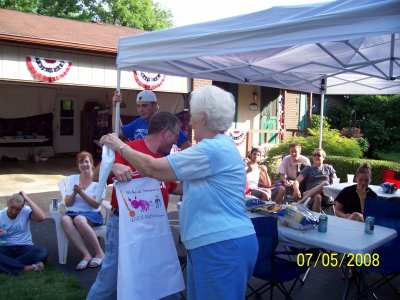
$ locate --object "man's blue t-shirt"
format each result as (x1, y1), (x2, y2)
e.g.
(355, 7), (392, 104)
(121, 117), (189, 147)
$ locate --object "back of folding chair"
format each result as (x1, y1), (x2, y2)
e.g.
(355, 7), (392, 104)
(251, 217), (278, 278)
(364, 197), (400, 274)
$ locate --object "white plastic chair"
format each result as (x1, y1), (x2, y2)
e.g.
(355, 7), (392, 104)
(50, 177), (112, 264)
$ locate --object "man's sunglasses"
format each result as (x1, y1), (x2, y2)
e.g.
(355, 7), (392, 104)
(313, 153), (322, 157)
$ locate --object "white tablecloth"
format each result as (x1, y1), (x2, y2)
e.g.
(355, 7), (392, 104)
(323, 183), (400, 200)
(248, 212), (397, 254)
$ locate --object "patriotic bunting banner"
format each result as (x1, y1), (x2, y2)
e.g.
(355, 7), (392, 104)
(278, 95), (286, 137)
(133, 71), (166, 90)
(26, 55), (72, 82)
(226, 129), (247, 146)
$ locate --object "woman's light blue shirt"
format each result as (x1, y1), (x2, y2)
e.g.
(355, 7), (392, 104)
(167, 134), (255, 250)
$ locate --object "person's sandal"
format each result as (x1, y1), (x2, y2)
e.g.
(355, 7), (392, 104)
(76, 259), (90, 271)
(31, 262), (44, 272)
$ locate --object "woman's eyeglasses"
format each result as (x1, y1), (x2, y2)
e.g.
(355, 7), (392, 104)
(313, 153), (322, 157)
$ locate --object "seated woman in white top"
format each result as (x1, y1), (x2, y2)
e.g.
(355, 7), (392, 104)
(246, 148), (285, 203)
(61, 151), (105, 271)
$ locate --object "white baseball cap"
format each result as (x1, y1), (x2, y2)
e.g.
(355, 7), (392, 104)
(136, 90), (157, 102)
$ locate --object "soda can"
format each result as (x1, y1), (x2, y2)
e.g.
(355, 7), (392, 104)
(381, 182), (391, 193)
(52, 198), (58, 211)
(0, 226), (7, 245)
(318, 214), (328, 233)
(365, 216), (375, 234)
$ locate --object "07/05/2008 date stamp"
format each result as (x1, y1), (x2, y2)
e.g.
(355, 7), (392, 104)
(296, 252), (380, 268)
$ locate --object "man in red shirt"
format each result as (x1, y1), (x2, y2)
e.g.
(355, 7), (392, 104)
(87, 111), (182, 300)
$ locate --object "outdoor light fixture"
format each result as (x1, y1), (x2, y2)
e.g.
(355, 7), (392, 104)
(249, 91), (259, 111)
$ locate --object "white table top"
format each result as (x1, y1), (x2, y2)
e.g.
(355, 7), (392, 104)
(323, 182), (400, 200)
(248, 212), (397, 254)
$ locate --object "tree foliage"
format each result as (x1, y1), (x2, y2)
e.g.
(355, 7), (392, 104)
(0, 0), (173, 30)
(327, 95), (400, 157)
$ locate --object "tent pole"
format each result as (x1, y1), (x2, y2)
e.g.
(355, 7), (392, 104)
(114, 69), (121, 136)
(319, 78), (326, 149)
(389, 33), (395, 79)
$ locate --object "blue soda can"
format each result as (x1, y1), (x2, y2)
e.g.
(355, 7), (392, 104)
(0, 226), (7, 245)
(381, 183), (391, 193)
(52, 198), (58, 211)
(365, 216), (375, 234)
(318, 215), (328, 233)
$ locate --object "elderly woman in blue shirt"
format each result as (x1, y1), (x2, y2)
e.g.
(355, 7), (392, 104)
(100, 85), (258, 300)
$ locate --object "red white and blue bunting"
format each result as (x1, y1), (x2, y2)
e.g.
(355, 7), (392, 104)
(133, 71), (166, 90)
(278, 95), (285, 137)
(26, 56), (72, 82)
(226, 129), (247, 146)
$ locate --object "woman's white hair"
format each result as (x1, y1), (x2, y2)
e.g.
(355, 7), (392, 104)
(7, 193), (24, 206)
(190, 86), (235, 131)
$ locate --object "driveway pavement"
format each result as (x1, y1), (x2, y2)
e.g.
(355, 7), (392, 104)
(1, 157), (399, 299)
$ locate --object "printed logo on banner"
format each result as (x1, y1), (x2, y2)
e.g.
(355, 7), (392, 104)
(133, 71), (166, 90)
(226, 129), (247, 146)
(117, 181), (166, 222)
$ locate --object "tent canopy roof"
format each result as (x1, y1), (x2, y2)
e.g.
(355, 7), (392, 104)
(116, 0), (400, 94)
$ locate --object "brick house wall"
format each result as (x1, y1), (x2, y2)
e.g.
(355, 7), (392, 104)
(187, 78), (213, 144)
(283, 90), (304, 139)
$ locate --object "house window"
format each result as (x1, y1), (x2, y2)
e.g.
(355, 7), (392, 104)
(312, 95), (328, 115)
(60, 100), (74, 136)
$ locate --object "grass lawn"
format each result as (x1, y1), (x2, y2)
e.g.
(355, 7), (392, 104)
(377, 151), (400, 163)
(0, 262), (87, 300)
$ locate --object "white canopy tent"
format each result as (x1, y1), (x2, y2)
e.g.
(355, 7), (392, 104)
(114, 0), (400, 146)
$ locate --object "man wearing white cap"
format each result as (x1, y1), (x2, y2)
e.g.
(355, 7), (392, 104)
(113, 90), (190, 150)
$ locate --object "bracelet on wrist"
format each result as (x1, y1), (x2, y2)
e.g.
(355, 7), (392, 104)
(119, 144), (126, 155)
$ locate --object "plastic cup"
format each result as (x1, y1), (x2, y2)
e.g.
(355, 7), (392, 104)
(332, 178), (340, 185)
(347, 174), (355, 183)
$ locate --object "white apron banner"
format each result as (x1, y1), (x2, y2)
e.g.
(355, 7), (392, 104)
(115, 177), (184, 300)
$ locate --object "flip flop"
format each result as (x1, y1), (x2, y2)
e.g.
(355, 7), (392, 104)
(32, 262), (44, 272)
(76, 259), (89, 271)
(88, 257), (103, 268)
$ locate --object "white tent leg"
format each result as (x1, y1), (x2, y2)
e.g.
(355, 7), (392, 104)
(115, 69), (121, 136)
(319, 78), (326, 148)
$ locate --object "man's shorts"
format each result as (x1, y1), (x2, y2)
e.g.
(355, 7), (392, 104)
(250, 186), (281, 201)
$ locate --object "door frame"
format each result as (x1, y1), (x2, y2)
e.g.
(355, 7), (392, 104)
(53, 96), (80, 153)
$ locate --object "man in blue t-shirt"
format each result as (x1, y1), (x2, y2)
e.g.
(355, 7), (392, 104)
(112, 90), (190, 150)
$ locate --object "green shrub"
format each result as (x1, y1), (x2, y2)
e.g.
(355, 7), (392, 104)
(325, 156), (400, 185)
(267, 115), (362, 159)
(261, 114), (398, 182)
(267, 133), (362, 159)
(261, 155), (282, 181)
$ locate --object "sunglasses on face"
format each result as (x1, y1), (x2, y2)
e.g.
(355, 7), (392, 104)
(313, 153), (322, 157)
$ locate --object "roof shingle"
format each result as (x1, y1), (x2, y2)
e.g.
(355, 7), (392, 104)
(0, 8), (144, 54)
